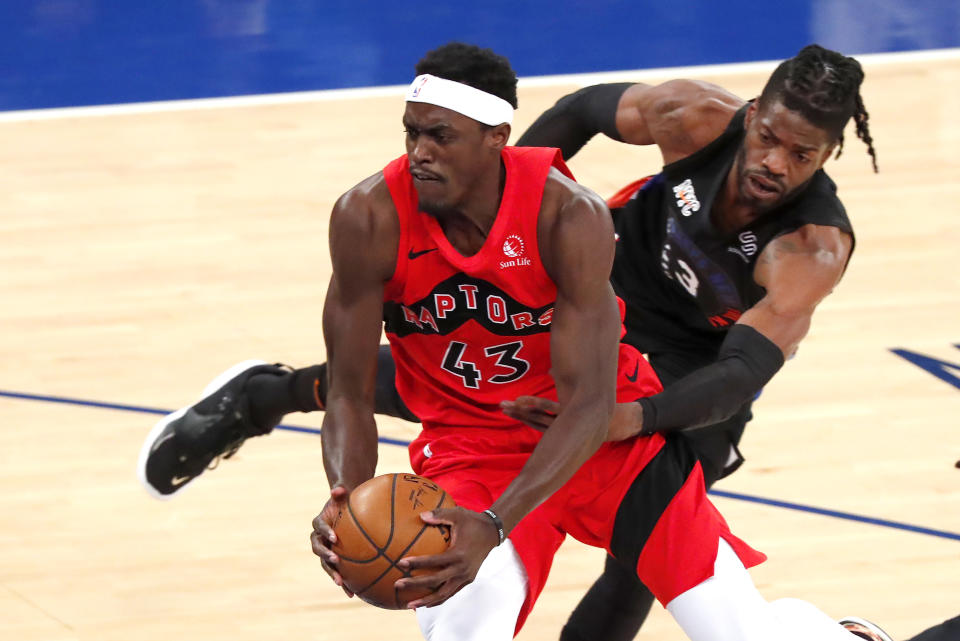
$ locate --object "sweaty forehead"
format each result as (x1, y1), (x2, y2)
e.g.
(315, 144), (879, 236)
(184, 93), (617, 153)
(403, 102), (482, 131)
(756, 100), (833, 147)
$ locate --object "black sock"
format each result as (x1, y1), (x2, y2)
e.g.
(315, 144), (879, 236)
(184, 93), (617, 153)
(246, 365), (325, 429)
(373, 345), (420, 423)
(559, 554), (654, 641)
(245, 347), (419, 427)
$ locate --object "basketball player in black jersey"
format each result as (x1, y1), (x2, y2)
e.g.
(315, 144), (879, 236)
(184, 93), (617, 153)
(138, 44), (911, 641)
(501, 42), (880, 641)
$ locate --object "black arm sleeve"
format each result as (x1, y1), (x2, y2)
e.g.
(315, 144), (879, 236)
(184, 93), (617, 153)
(637, 325), (785, 434)
(515, 83), (632, 160)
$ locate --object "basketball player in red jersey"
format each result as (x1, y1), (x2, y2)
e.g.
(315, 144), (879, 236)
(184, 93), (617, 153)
(138, 43), (893, 641)
(297, 44), (879, 641)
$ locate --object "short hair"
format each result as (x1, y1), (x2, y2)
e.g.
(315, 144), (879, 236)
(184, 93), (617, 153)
(759, 44), (877, 172)
(415, 42), (519, 110)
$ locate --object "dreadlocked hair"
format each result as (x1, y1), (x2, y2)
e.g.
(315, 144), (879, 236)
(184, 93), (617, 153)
(759, 44), (878, 172)
(415, 42), (518, 110)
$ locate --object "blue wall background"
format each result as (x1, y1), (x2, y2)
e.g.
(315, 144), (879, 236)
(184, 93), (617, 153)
(2, 0), (959, 111)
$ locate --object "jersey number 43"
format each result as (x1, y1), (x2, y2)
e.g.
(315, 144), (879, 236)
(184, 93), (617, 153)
(441, 340), (530, 388)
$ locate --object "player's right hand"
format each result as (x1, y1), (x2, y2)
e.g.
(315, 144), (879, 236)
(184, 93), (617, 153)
(500, 396), (558, 430)
(604, 401), (644, 441)
(394, 506), (498, 609)
(310, 485), (354, 597)
(502, 396), (644, 442)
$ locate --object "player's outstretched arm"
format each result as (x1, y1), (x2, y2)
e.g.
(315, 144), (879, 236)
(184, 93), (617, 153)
(516, 79), (743, 164)
(503, 224), (853, 440)
(627, 223), (853, 437)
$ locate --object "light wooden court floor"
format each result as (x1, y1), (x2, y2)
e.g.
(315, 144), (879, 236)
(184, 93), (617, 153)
(1, 52), (958, 641)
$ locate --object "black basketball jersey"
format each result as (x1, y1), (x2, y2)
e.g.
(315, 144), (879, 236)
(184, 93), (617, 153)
(610, 104), (854, 369)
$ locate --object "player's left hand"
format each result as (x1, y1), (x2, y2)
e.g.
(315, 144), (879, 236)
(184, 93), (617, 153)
(394, 506), (499, 609)
(310, 486), (355, 598)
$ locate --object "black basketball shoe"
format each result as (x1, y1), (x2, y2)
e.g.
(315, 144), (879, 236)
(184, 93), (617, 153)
(840, 616), (895, 641)
(137, 360), (290, 499)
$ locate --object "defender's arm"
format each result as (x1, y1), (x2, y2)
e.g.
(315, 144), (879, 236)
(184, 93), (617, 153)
(516, 79), (743, 163)
(631, 224), (853, 435)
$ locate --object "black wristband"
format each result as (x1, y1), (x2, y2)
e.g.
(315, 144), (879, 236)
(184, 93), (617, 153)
(482, 509), (505, 546)
(637, 397), (658, 436)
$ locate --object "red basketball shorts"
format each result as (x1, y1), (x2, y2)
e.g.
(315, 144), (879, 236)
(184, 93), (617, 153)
(407, 343), (765, 633)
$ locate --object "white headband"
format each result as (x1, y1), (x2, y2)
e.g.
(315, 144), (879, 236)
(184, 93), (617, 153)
(405, 74), (514, 126)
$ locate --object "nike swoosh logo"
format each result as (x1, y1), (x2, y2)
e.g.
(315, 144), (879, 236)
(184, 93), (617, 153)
(170, 475), (191, 487)
(625, 362), (640, 383)
(408, 247), (438, 260)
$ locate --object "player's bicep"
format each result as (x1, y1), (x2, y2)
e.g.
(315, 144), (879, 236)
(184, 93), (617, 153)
(323, 190), (397, 404)
(619, 80), (743, 154)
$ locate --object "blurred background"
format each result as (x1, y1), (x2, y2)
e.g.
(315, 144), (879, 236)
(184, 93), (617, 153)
(2, 0), (959, 111)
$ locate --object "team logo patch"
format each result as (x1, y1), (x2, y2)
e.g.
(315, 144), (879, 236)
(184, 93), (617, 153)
(727, 231), (758, 263)
(672, 178), (701, 217)
(503, 234), (525, 258)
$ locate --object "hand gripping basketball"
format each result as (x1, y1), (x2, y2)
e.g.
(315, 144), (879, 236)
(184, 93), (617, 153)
(311, 486), (354, 597)
(312, 474), (462, 609)
(393, 503), (503, 609)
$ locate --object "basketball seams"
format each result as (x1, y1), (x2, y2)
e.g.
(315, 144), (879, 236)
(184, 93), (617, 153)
(339, 495), (386, 563)
(382, 489), (451, 607)
(385, 473), (398, 550)
(334, 474), (454, 609)
(338, 473), (402, 563)
(353, 489), (431, 604)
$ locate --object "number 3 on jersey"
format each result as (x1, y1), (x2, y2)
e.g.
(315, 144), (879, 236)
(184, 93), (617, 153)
(441, 340), (530, 388)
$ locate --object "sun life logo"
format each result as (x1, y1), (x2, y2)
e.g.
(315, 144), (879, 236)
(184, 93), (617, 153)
(500, 234), (531, 269)
(503, 234), (524, 258)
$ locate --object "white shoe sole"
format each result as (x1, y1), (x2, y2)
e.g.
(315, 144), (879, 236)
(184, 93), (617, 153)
(136, 360), (268, 501)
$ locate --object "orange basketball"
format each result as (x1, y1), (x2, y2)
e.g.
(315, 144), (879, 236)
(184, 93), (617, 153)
(331, 473), (454, 609)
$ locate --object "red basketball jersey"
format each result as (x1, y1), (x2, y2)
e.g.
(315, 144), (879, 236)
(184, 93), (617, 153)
(382, 147), (573, 429)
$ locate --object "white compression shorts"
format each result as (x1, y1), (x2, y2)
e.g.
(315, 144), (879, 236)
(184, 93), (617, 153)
(415, 537), (863, 641)
(415, 539), (527, 641)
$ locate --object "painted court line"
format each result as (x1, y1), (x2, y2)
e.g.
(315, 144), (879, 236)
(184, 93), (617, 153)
(4, 387), (958, 541)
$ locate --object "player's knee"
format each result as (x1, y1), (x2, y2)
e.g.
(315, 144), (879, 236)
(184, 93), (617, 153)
(598, 556), (649, 600)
